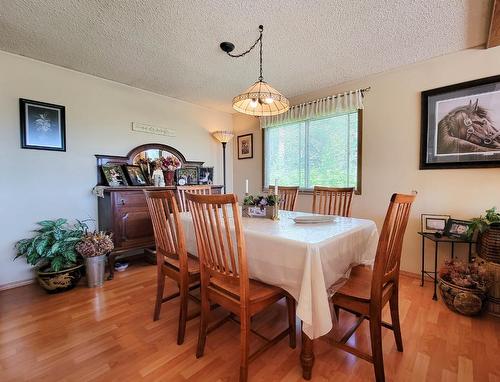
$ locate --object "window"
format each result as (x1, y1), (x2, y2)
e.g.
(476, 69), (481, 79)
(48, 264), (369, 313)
(263, 110), (361, 192)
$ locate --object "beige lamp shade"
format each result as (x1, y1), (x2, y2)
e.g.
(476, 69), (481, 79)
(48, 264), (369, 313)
(212, 130), (234, 143)
(232, 81), (290, 117)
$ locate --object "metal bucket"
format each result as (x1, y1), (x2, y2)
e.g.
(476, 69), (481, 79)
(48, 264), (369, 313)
(84, 254), (106, 287)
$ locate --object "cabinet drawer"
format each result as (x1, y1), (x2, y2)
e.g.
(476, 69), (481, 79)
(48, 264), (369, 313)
(113, 191), (147, 209)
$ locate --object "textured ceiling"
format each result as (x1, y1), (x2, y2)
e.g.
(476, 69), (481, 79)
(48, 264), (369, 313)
(0, 0), (492, 113)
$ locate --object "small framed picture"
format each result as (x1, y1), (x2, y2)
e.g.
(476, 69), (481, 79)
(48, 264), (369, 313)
(420, 214), (451, 233)
(101, 165), (129, 187)
(198, 167), (214, 185)
(237, 133), (253, 159)
(444, 219), (471, 239)
(20, 98), (66, 151)
(124, 165), (148, 186)
(176, 166), (199, 186)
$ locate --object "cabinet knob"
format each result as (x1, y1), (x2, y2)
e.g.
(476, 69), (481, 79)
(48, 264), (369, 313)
(120, 199), (125, 206)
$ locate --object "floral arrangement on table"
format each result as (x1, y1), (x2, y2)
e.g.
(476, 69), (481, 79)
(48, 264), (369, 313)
(243, 194), (280, 219)
(438, 259), (491, 316)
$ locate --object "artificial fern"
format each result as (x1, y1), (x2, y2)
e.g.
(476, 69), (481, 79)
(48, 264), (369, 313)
(15, 219), (88, 272)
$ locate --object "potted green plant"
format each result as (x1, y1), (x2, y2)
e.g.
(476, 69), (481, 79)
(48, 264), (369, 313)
(467, 207), (500, 263)
(438, 259), (490, 316)
(15, 219), (87, 294)
(76, 231), (114, 287)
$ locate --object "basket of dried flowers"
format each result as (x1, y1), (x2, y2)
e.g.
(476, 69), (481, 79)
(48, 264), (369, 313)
(438, 259), (490, 316)
(76, 231), (114, 287)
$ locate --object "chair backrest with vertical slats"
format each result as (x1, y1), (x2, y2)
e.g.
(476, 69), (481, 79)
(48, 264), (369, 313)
(269, 186), (299, 211)
(371, 193), (415, 302)
(312, 186), (354, 216)
(186, 193), (249, 302)
(177, 185), (212, 212)
(144, 190), (188, 274)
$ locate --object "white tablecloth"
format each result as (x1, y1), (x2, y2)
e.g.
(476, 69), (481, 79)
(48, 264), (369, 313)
(180, 210), (378, 339)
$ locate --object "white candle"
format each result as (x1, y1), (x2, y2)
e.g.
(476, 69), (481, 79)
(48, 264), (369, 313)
(274, 179), (278, 196)
(245, 179), (249, 194)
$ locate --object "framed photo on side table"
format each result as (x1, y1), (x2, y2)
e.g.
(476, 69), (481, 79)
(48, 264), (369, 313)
(421, 214), (451, 233)
(444, 219), (471, 239)
(237, 133), (253, 159)
(20, 98), (66, 151)
(198, 167), (214, 184)
(421, 75), (500, 169)
(176, 166), (199, 185)
(124, 165), (148, 186)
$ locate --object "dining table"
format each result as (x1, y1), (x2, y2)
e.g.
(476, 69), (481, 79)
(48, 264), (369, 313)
(180, 209), (379, 379)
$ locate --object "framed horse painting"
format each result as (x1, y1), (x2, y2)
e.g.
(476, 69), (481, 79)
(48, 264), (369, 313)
(420, 75), (500, 169)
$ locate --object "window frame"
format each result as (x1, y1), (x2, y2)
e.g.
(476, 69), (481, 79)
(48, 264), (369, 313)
(262, 109), (363, 195)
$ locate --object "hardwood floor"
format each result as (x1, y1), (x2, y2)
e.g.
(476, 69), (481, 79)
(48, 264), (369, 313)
(1, 262), (499, 381)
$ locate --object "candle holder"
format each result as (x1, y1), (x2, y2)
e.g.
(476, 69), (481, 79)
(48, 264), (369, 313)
(271, 204), (280, 221)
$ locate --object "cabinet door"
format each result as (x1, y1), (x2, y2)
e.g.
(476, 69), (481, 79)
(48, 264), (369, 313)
(112, 192), (155, 250)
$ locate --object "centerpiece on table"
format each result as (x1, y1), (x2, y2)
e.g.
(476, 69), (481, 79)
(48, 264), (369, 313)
(438, 259), (490, 316)
(243, 194), (280, 220)
(15, 219), (87, 293)
(76, 231), (114, 287)
(160, 156), (181, 186)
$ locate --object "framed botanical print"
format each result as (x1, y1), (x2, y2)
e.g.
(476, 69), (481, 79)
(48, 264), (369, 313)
(20, 99), (66, 151)
(420, 75), (500, 169)
(237, 133), (253, 159)
(101, 165), (129, 187)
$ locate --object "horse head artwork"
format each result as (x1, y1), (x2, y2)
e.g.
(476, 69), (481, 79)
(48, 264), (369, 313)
(437, 99), (500, 154)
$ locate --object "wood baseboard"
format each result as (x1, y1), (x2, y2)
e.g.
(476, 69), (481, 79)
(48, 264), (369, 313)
(0, 278), (35, 291)
(400, 270), (422, 280)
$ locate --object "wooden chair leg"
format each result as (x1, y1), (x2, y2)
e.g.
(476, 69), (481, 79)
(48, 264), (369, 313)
(239, 314), (251, 382)
(286, 296), (296, 349)
(389, 290), (403, 352)
(369, 314), (385, 382)
(196, 284), (209, 358)
(333, 304), (340, 321)
(177, 283), (188, 345)
(153, 271), (165, 321)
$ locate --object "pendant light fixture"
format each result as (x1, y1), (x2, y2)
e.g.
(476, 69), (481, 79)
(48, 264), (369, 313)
(220, 25), (289, 117)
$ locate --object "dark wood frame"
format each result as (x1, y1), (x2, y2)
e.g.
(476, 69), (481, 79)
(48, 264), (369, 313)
(443, 218), (471, 239)
(101, 164), (129, 187)
(176, 166), (199, 185)
(19, 98), (66, 151)
(123, 165), (148, 186)
(261, 109), (363, 194)
(420, 75), (500, 170)
(237, 133), (254, 159)
(198, 166), (214, 185)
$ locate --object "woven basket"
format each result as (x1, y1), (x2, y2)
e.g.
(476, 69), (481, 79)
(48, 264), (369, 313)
(477, 224), (500, 264)
(438, 278), (487, 316)
(481, 258), (500, 317)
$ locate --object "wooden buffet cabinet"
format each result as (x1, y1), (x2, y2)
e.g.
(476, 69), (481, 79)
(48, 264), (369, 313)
(96, 144), (222, 279)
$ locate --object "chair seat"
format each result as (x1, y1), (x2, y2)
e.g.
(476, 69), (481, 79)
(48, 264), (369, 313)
(210, 276), (284, 304)
(164, 254), (200, 274)
(335, 265), (374, 302)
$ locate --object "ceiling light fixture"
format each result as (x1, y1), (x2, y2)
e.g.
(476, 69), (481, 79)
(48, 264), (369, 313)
(220, 25), (289, 117)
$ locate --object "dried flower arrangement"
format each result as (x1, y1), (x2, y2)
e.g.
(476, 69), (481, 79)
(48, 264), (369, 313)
(76, 231), (114, 258)
(439, 259), (489, 291)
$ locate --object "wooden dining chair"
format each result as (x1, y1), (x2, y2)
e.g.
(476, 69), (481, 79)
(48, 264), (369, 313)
(312, 186), (354, 216)
(269, 185), (299, 211)
(186, 193), (296, 382)
(330, 193), (415, 382)
(176, 185), (212, 212)
(144, 190), (201, 345)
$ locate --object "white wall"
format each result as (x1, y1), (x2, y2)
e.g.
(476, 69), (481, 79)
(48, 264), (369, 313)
(233, 46), (500, 275)
(0, 51), (233, 287)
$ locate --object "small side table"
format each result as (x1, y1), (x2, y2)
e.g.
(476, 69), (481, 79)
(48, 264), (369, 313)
(418, 232), (475, 300)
